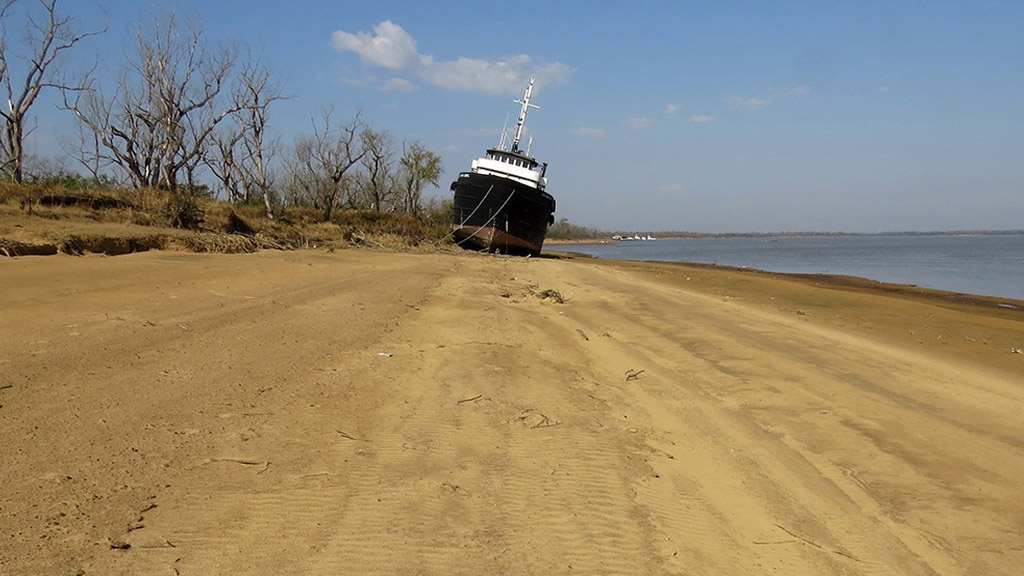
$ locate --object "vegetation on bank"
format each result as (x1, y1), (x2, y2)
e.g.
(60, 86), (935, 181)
(0, 1), (459, 258)
(546, 218), (608, 240)
(0, 179), (454, 257)
(1, 2), (445, 231)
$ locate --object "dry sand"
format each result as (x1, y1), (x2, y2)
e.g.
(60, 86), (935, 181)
(1, 248), (1022, 575)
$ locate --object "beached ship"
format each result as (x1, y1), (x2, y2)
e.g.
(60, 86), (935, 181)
(449, 78), (556, 256)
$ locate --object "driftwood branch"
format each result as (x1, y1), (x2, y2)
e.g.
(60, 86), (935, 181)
(335, 429), (368, 442)
(532, 413), (562, 429)
(530, 288), (564, 303)
(625, 369), (645, 381)
(772, 524), (861, 562)
(211, 457), (270, 473)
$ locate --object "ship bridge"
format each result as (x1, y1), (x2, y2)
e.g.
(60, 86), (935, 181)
(471, 148), (548, 189)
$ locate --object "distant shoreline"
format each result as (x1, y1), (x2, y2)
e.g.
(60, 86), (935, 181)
(546, 232), (1024, 303)
(547, 229), (1024, 245)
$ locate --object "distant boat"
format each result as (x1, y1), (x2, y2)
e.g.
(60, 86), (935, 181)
(449, 78), (556, 256)
(612, 234), (656, 241)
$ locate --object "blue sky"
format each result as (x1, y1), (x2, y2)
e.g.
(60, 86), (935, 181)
(19, 1), (1024, 233)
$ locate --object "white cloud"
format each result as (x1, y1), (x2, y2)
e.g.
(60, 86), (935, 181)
(331, 21), (421, 70)
(728, 96), (769, 111)
(331, 21), (573, 94)
(381, 77), (416, 92)
(727, 85), (809, 111)
(628, 117), (654, 129)
(664, 104), (679, 116)
(571, 127), (607, 139)
(425, 54), (572, 95)
(689, 115), (715, 124)
(877, 86), (891, 93)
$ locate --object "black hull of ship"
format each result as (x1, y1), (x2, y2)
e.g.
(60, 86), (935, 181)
(450, 173), (556, 256)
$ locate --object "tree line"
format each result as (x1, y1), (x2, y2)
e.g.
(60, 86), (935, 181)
(0, 1), (443, 223)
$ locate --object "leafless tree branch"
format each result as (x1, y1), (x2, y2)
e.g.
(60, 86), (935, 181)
(0, 0), (105, 181)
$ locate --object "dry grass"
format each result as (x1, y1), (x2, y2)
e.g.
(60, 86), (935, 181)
(0, 183), (451, 257)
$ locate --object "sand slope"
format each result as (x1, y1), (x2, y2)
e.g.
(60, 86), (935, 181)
(1, 249), (1022, 575)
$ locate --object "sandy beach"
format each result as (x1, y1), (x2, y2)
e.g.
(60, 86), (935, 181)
(2, 247), (1022, 575)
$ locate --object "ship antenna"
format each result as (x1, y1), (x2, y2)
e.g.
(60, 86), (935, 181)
(498, 113), (510, 149)
(511, 77), (539, 153)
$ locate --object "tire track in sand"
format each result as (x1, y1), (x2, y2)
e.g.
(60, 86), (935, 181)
(529, 258), (1017, 575)
(294, 258), (668, 574)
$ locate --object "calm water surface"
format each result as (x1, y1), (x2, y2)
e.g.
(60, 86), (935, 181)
(554, 234), (1024, 301)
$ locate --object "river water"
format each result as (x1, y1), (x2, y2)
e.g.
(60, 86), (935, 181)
(553, 234), (1024, 301)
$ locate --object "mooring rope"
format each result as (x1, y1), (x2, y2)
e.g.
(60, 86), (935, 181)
(454, 188), (516, 247)
(433, 184), (495, 245)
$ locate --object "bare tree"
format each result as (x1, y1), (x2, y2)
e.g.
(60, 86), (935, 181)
(65, 11), (243, 192)
(208, 126), (244, 201)
(359, 128), (393, 212)
(64, 100), (120, 183)
(0, 0), (104, 182)
(231, 55), (284, 217)
(283, 108), (368, 221)
(205, 53), (284, 219)
(397, 140), (442, 215)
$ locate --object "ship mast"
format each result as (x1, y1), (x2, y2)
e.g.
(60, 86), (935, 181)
(511, 77), (538, 153)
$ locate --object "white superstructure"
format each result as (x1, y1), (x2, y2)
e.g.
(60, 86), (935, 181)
(468, 77), (547, 190)
(470, 151), (546, 188)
